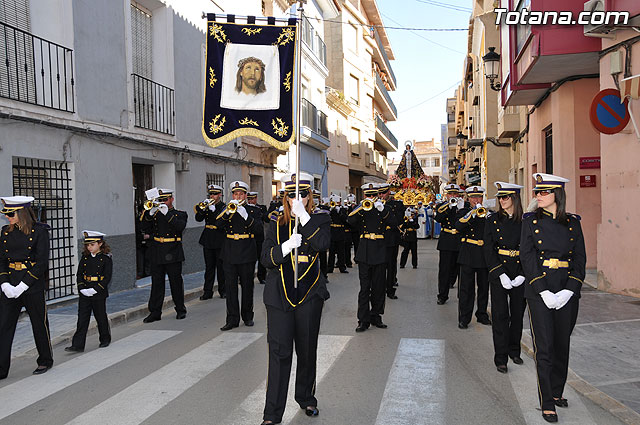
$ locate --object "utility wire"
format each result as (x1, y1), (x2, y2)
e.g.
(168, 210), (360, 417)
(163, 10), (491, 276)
(401, 80), (461, 113)
(415, 0), (472, 13)
(303, 15), (467, 31)
(381, 13), (466, 54)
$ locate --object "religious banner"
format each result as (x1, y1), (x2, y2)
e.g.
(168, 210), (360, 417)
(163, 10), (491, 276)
(202, 16), (297, 149)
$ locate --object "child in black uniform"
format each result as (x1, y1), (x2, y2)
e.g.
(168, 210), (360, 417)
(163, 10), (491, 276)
(65, 231), (113, 352)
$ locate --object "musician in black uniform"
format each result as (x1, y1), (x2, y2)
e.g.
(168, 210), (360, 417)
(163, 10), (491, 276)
(483, 182), (526, 373)
(216, 181), (263, 331)
(327, 194), (348, 274)
(195, 184), (226, 300)
(520, 173), (586, 423)
(399, 207), (419, 269)
(267, 189), (284, 217)
(0, 196), (53, 378)
(66, 231), (113, 352)
(313, 191), (329, 280)
(344, 194), (357, 267)
(141, 188), (188, 322)
(456, 186), (491, 329)
(378, 184), (403, 300)
(347, 183), (393, 332)
(260, 173), (330, 425)
(247, 191), (267, 285)
(435, 184), (464, 305)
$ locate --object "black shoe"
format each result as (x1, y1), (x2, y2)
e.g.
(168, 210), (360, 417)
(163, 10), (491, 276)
(99, 342), (110, 348)
(346, 264), (353, 268)
(199, 293), (213, 300)
(219, 293), (226, 299)
(33, 365), (51, 375)
(372, 321), (388, 329)
(176, 312), (187, 320)
(355, 323), (369, 332)
(143, 314), (161, 323)
(220, 323), (238, 331)
(511, 356), (524, 365)
(496, 365), (508, 374)
(450, 282), (456, 288)
(340, 269), (348, 274)
(542, 411), (558, 422)
(327, 270), (333, 274)
(0, 374), (7, 380)
(437, 299), (446, 305)
(244, 320), (254, 327)
(65, 346), (84, 353)
(458, 322), (468, 329)
(412, 266), (417, 269)
(553, 398), (568, 408)
(478, 317), (492, 326)
(399, 265), (405, 269)
(387, 294), (398, 300)
(304, 406), (319, 416)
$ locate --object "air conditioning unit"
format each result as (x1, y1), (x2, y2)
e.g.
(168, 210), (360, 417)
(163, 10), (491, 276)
(176, 152), (190, 172)
(583, 0), (615, 38)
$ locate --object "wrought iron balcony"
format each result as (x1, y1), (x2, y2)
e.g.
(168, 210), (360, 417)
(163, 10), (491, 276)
(301, 16), (327, 67)
(301, 98), (328, 138)
(373, 28), (396, 88)
(0, 21), (74, 112)
(132, 73), (175, 135)
(375, 74), (397, 119)
(375, 115), (398, 150)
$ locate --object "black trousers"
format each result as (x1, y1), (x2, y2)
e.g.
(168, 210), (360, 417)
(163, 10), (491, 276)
(256, 240), (267, 282)
(71, 296), (111, 349)
(148, 261), (186, 316)
(319, 250), (328, 279)
(385, 245), (399, 296)
(490, 280), (526, 366)
(351, 232), (360, 259)
(344, 236), (353, 267)
(458, 264), (489, 325)
(224, 262), (254, 325)
(327, 240), (346, 272)
(263, 297), (324, 423)
(400, 241), (417, 268)
(203, 247), (225, 297)
(437, 250), (459, 302)
(0, 290), (53, 378)
(136, 245), (151, 278)
(528, 295), (579, 412)
(357, 263), (386, 324)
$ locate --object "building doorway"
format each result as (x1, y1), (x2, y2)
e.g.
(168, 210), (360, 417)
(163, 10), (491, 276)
(132, 163), (153, 279)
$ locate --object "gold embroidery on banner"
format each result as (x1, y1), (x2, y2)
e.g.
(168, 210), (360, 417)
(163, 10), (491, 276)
(241, 27), (262, 36)
(239, 117), (259, 126)
(283, 71), (292, 92)
(275, 27), (295, 46)
(208, 67), (217, 88)
(209, 24), (227, 43)
(209, 114), (226, 134)
(272, 118), (289, 137)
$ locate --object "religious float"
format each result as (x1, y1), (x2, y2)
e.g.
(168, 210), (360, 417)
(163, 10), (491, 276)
(388, 141), (440, 206)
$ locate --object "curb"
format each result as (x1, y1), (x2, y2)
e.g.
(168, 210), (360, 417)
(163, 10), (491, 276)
(521, 334), (640, 425)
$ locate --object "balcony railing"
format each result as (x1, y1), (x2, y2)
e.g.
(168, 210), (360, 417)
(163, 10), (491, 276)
(0, 21), (74, 112)
(375, 115), (398, 150)
(132, 73), (175, 135)
(301, 98), (328, 138)
(301, 16), (327, 67)
(375, 73), (397, 118)
(373, 27), (396, 88)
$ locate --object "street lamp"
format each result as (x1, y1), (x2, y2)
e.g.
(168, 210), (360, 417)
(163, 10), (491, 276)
(482, 47), (501, 91)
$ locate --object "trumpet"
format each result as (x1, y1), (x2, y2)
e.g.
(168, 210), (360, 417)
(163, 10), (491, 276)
(449, 197), (459, 206)
(197, 199), (214, 210)
(476, 206), (487, 218)
(362, 199), (374, 211)
(144, 200), (160, 210)
(225, 200), (245, 214)
(330, 201), (337, 208)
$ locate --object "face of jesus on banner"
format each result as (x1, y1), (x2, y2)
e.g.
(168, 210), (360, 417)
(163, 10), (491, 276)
(236, 57), (266, 95)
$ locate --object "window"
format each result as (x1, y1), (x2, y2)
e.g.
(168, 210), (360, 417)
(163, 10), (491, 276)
(515, 0), (531, 55)
(434, 158), (440, 167)
(0, 0), (30, 30)
(350, 127), (361, 156)
(349, 75), (359, 105)
(131, 3), (152, 78)
(207, 173), (224, 191)
(543, 125), (553, 174)
(346, 23), (358, 55)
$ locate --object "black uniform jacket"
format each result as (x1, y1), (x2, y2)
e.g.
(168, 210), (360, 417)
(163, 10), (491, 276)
(261, 213), (331, 311)
(215, 205), (263, 264)
(434, 201), (465, 251)
(347, 203), (394, 265)
(455, 207), (487, 269)
(247, 204), (265, 242)
(141, 207), (188, 264)
(329, 207), (348, 242)
(383, 199), (404, 247)
(400, 217), (419, 243)
(483, 212), (523, 281)
(257, 204), (269, 223)
(267, 200), (282, 220)
(0, 222), (50, 293)
(77, 252), (113, 299)
(520, 210), (586, 299)
(194, 201), (226, 250)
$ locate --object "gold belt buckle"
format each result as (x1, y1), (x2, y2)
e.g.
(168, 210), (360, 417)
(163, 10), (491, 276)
(509, 250), (518, 257)
(547, 258), (559, 269)
(234, 234), (239, 240)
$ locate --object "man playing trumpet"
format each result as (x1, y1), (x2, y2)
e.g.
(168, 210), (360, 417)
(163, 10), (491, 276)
(195, 184), (226, 300)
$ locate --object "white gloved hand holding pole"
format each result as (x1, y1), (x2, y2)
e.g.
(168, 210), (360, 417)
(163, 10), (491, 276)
(291, 199), (311, 226)
(511, 275), (525, 287)
(281, 233), (302, 256)
(499, 273), (513, 290)
(554, 289), (574, 310)
(540, 290), (559, 309)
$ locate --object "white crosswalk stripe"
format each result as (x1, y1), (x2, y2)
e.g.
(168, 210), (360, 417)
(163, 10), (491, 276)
(66, 332), (263, 425)
(375, 338), (446, 425)
(0, 330), (180, 421)
(221, 334), (352, 425)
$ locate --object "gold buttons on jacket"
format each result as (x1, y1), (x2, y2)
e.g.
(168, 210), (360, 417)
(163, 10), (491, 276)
(538, 240), (542, 244)
(533, 220), (538, 224)
(534, 229), (539, 234)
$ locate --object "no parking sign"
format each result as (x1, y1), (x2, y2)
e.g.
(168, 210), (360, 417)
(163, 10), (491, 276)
(589, 89), (630, 134)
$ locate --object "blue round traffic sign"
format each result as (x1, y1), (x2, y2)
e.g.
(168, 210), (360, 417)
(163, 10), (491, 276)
(590, 89), (630, 134)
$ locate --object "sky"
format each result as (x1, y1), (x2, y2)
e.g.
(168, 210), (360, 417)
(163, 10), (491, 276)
(376, 0), (471, 159)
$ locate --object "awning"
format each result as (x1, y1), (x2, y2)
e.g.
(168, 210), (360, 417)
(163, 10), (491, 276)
(620, 74), (640, 100)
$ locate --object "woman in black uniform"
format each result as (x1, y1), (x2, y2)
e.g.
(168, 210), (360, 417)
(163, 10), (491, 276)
(0, 196), (52, 379)
(520, 173), (586, 423)
(260, 173), (331, 425)
(483, 182), (526, 374)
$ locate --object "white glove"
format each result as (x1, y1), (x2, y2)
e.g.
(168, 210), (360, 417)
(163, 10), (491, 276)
(236, 205), (248, 221)
(540, 290), (559, 309)
(499, 273), (513, 290)
(457, 199), (465, 209)
(1, 282), (16, 298)
(291, 199), (311, 226)
(511, 275), (525, 287)
(405, 209), (412, 218)
(281, 233), (302, 256)
(208, 202), (216, 212)
(158, 204), (169, 215)
(335, 205), (341, 212)
(475, 203), (484, 209)
(149, 206), (158, 215)
(80, 288), (93, 297)
(13, 282), (29, 298)
(374, 200), (384, 212)
(554, 289), (574, 310)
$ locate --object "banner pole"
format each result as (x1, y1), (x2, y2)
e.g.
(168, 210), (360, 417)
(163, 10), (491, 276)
(293, 1), (304, 289)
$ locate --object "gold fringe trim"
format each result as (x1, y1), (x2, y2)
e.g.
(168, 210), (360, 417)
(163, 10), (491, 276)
(202, 124), (294, 150)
